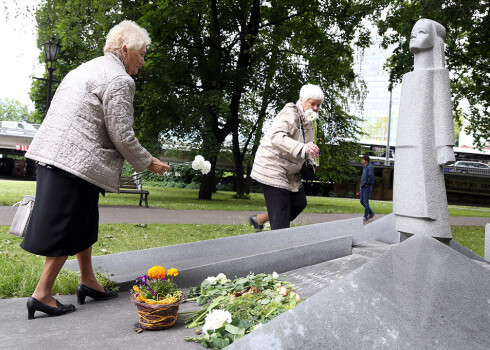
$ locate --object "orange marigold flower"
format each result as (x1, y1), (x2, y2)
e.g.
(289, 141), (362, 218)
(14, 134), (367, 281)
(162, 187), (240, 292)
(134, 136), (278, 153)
(167, 268), (179, 277)
(148, 266), (166, 279)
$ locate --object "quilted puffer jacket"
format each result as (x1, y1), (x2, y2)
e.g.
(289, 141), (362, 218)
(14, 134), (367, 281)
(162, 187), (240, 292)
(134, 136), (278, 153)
(26, 53), (153, 192)
(251, 101), (315, 192)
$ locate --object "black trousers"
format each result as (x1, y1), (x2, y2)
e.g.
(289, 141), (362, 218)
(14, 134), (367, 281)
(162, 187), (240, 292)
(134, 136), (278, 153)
(262, 184), (307, 230)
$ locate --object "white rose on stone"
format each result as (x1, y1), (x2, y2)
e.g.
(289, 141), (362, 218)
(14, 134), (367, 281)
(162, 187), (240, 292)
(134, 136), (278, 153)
(205, 276), (217, 285)
(202, 309), (232, 334)
(216, 273), (227, 284)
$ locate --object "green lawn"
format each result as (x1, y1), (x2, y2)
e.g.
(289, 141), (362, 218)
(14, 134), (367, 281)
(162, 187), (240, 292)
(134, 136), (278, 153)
(2, 180), (489, 217)
(0, 223), (255, 299)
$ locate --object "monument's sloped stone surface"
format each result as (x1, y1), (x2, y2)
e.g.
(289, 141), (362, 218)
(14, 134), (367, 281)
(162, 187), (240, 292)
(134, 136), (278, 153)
(448, 238), (487, 262)
(362, 213), (401, 244)
(64, 218), (361, 287)
(227, 234), (490, 350)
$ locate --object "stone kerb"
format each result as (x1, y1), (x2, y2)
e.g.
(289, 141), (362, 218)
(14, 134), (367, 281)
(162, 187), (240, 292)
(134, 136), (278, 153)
(64, 217), (362, 287)
(485, 223), (490, 262)
(144, 236), (353, 290)
(226, 234), (490, 350)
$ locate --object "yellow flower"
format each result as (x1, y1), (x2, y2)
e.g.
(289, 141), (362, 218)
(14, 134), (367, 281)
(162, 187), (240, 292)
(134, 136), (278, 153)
(167, 268), (179, 277)
(133, 286), (140, 292)
(148, 266), (166, 279)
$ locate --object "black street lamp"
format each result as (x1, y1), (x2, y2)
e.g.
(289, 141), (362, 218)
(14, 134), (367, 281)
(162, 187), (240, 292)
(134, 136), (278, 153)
(34, 36), (61, 113)
(44, 37), (61, 112)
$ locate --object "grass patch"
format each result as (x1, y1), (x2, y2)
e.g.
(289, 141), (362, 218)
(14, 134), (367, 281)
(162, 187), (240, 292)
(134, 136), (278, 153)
(2, 180), (489, 217)
(0, 223), (254, 299)
(451, 225), (485, 258)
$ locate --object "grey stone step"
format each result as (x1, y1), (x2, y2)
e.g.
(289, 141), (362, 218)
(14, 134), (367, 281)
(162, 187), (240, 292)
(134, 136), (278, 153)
(352, 240), (392, 259)
(117, 236), (353, 290)
(281, 253), (374, 299)
(65, 217), (364, 288)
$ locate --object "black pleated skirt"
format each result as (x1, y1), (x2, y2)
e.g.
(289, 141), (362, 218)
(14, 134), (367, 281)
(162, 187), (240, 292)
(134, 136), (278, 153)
(21, 164), (101, 257)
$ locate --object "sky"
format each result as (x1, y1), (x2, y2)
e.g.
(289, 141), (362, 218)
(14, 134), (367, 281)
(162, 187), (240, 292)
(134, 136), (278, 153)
(0, 0), (44, 109)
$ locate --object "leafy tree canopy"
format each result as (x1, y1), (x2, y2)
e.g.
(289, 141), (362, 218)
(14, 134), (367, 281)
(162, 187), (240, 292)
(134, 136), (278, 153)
(31, 0), (390, 198)
(0, 98), (34, 123)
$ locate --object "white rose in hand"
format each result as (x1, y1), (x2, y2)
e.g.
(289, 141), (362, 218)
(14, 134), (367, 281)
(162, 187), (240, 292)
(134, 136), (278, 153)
(201, 160), (211, 174)
(304, 108), (319, 122)
(192, 155), (205, 170)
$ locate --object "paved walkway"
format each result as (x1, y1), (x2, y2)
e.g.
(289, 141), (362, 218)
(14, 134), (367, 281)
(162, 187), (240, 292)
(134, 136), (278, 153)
(1, 205), (489, 226)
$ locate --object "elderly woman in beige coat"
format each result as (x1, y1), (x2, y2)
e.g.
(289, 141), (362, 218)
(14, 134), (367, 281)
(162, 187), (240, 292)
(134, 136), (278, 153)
(250, 84), (323, 230)
(21, 20), (170, 319)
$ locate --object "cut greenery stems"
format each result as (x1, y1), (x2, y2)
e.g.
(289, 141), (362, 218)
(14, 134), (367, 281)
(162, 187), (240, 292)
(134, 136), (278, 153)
(1, 180), (489, 217)
(0, 223), (485, 299)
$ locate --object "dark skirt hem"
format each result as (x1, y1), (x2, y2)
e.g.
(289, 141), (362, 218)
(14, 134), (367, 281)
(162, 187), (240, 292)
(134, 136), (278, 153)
(20, 164), (100, 257)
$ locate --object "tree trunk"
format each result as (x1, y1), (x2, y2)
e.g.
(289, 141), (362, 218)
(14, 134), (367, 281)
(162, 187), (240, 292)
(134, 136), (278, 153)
(244, 163), (252, 194)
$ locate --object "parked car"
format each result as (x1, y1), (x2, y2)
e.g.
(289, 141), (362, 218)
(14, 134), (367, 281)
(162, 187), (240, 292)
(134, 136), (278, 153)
(452, 161), (490, 175)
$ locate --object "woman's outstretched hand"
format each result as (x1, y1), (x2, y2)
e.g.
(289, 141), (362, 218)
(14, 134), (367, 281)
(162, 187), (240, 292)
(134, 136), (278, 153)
(305, 143), (320, 158)
(147, 157), (171, 175)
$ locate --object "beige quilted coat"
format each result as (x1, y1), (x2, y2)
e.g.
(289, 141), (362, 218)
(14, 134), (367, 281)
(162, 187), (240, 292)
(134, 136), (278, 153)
(251, 101), (315, 192)
(26, 53), (153, 192)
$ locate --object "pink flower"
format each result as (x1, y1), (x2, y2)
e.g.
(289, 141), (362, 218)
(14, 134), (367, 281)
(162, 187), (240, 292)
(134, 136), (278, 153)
(290, 291), (301, 301)
(277, 286), (287, 296)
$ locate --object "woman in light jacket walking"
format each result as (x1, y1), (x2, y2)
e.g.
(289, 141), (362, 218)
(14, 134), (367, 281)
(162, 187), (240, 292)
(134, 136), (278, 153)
(250, 84), (323, 230)
(21, 20), (170, 319)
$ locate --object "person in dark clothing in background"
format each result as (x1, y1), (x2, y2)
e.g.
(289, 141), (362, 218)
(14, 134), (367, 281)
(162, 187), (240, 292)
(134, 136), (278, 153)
(360, 154), (375, 221)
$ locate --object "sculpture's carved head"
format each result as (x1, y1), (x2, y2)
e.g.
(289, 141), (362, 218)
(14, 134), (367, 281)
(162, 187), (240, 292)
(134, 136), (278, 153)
(410, 19), (446, 69)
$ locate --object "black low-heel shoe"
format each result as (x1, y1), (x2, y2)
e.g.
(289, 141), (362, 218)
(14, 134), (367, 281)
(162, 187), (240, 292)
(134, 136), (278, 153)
(248, 215), (263, 232)
(76, 284), (118, 305)
(27, 297), (76, 320)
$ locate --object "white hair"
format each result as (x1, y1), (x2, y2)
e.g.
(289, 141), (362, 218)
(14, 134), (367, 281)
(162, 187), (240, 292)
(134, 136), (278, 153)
(299, 84), (324, 103)
(104, 20), (151, 54)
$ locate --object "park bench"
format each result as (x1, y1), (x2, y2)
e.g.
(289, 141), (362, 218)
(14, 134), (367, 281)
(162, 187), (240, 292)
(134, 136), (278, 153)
(117, 173), (149, 208)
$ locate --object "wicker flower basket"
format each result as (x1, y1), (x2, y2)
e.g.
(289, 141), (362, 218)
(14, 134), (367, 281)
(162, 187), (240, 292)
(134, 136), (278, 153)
(130, 294), (184, 330)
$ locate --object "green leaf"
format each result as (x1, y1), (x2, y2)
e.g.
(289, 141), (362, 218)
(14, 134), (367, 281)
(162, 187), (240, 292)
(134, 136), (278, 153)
(224, 324), (242, 335)
(212, 337), (230, 349)
(274, 295), (285, 303)
(196, 295), (208, 305)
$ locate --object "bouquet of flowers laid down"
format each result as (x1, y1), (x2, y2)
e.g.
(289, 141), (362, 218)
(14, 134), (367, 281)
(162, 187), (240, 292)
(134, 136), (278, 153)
(183, 272), (301, 349)
(131, 266), (182, 305)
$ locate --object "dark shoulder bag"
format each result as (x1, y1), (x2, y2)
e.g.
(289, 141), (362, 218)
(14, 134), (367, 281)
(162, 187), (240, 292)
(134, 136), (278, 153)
(299, 121), (315, 181)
